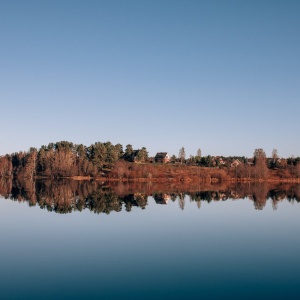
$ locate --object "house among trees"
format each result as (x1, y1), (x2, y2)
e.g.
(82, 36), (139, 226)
(155, 152), (170, 163)
(230, 159), (242, 168)
(218, 157), (226, 165)
(212, 156), (226, 167)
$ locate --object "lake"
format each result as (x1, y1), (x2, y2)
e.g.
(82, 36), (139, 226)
(0, 180), (300, 299)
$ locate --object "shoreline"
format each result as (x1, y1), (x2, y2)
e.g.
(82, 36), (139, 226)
(1, 175), (298, 183)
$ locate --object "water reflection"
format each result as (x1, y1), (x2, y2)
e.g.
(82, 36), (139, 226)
(1, 178), (300, 213)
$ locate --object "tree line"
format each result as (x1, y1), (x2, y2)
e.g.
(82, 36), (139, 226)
(0, 142), (299, 180)
(0, 141), (148, 179)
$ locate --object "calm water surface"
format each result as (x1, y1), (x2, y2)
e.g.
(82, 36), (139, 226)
(1, 181), (300, 299)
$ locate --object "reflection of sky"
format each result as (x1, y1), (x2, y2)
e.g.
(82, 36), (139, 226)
(1, 196), (300, 299)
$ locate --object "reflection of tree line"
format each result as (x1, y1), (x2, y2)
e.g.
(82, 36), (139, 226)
(0, 179), (300, 213)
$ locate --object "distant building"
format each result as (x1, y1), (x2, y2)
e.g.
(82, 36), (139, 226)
(218, 158), (226, 165)
(154, 152), (170, 163)
(230, 159), (242, 168)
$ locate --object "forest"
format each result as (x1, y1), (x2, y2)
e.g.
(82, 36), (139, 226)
(0, 141), (300, 181)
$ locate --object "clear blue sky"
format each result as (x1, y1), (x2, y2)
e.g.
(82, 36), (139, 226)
(0, 0), (299, 158)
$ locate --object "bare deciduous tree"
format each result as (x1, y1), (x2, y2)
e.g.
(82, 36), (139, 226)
(254, 148), (266, 161)
(179, 147), (186, 164)
(253, 148), (268, 180)
(272, 148), (279, 163)
(197, 148), (202, 158)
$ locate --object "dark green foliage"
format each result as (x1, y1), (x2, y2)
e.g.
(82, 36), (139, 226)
(123, 145), (148, 162)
